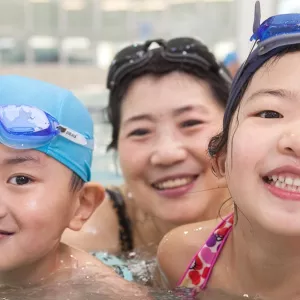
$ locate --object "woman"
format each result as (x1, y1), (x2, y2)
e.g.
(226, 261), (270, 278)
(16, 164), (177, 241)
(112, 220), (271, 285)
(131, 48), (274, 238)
(158, 4), (300, 299)
(63, 37), (232, 258)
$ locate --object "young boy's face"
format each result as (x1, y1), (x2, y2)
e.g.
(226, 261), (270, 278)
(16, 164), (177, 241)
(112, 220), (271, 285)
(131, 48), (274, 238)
(0, 143), (81, 274)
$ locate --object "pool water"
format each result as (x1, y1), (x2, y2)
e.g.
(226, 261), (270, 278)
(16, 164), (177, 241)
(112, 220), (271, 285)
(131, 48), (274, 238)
(0, 280), (252, 300)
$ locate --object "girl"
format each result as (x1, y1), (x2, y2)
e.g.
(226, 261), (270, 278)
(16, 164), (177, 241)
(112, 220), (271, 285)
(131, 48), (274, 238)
(158, 3), (300, 299)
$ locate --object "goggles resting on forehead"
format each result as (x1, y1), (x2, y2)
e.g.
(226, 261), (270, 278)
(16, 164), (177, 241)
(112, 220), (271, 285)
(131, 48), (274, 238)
(106, 37), (232, 91)
(222, 1), (300, 132)
(250, 1), (300, 56)
(0, 105), (93, 150)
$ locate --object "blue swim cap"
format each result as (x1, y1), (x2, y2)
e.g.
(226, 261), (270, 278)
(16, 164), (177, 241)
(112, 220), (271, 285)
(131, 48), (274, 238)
(0, 75), (93, 181)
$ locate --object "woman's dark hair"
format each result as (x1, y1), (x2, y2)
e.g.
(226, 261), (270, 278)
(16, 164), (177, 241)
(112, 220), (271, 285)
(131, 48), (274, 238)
(106, 41), (231, 150)
(208, 44), (300, 158)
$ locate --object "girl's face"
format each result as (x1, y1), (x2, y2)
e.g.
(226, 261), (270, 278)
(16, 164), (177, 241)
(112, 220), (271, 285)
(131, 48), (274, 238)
(224, 52), (300, 234)
(118, 71), (228, 224)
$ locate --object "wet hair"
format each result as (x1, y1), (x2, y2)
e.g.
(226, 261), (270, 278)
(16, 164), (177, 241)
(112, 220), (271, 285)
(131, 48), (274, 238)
(208, 44), (300, 158)
(106, 42), (231, 150)
(69, 172), (84, 193)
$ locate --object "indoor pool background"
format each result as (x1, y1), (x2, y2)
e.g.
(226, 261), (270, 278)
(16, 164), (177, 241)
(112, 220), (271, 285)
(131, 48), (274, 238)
(77, 89), (123, 186)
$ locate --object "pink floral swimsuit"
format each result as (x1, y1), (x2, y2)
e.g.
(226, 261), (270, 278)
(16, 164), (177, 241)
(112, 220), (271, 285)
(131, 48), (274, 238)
(177, 214), (234, 294)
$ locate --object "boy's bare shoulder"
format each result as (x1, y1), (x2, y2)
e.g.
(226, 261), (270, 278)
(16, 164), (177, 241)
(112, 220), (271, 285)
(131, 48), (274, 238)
(157, 218), (219, 288)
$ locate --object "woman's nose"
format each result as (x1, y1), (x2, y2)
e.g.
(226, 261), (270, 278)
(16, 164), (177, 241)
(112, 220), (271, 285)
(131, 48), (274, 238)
(150, 135), (187, 166)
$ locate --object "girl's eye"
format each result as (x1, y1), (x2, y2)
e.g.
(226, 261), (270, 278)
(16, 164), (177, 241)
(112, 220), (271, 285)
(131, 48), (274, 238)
(128, 128), (150, 137)
(256, 110), (283, 118)
(8, 176), (32, 186)
(181, 120), (203, 128)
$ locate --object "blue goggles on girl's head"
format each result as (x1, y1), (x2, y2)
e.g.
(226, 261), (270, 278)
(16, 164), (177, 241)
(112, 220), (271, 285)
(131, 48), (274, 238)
(250, 1), (300, 56)
(224, 1), (300, 129)
(0, 105), (94, 150)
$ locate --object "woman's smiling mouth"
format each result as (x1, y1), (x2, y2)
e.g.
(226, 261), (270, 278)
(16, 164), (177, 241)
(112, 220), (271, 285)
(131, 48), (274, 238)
(151, 175), (199, 198)
(152, 175), (198, 190)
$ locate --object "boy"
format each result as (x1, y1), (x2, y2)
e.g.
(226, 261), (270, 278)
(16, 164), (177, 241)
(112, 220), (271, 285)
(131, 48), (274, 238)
(0, 75), (150, 298)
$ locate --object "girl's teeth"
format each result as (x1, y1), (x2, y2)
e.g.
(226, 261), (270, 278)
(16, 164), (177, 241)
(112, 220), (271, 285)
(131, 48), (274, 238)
(294, 178), (300, 186)
(285, 177), (293, 185)
(270, 175), (300, 192)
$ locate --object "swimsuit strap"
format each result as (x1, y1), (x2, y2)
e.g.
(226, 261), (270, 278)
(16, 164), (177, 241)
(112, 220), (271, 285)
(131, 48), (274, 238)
(177, 213), (234, 294)
(106, 188), (134, 252)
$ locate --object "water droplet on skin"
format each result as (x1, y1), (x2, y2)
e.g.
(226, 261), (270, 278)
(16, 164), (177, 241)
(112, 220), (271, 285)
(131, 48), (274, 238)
(194, 227), (203, 232)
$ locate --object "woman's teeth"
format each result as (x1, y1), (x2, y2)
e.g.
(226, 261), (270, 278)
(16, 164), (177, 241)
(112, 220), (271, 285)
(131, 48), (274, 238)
(268, 175), (300, 191)
(153, 176), (195, 190)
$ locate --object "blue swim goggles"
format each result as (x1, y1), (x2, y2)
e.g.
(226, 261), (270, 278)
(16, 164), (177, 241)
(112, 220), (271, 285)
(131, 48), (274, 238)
(250, 1), (300, 56)
(0, 105), (94, 150)
(222, 2), (300, 132)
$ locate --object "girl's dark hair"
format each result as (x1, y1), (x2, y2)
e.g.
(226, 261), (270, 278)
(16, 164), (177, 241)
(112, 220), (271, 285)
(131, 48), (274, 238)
(106, 42), (231, 150)
(208, 44), (300, 158)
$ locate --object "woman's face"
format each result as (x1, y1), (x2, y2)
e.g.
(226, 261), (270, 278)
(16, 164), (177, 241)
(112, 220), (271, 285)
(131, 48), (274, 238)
(224, 52), (300, 234)
(118, 71), (227, 224)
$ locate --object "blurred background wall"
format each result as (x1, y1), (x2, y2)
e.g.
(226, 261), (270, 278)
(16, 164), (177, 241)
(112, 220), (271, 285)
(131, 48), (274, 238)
(0, 0), (292, 89)
(0, 0), (296, 184)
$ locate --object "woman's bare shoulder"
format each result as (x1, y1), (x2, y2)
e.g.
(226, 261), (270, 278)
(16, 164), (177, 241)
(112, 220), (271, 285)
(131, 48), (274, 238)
(157, 218), (220, 288)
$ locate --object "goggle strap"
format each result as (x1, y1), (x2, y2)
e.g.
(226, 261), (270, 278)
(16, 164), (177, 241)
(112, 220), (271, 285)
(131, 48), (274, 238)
(257, 33), (300, 55)
(57, 125), (94, 150)
(253, 1), (261, 35)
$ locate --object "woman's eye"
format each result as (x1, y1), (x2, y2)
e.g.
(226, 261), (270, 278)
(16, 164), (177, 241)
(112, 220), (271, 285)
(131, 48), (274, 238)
(181, 120), (203, 128)
(8, 176), (32, 186)
(256, 110), (283, 118)
(128, 128), (150, 137)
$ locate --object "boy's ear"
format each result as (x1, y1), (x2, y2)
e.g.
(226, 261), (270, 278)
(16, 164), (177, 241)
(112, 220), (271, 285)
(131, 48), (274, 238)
(68, 182), (105, 231)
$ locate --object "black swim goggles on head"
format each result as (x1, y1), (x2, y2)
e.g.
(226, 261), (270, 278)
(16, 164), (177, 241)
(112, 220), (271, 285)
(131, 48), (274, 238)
(106, 37), (232, 91)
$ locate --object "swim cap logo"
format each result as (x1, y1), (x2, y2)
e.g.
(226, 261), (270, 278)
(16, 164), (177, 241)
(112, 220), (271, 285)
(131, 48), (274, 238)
(57, 125), (91, 148)
(65, 130), (77, 139)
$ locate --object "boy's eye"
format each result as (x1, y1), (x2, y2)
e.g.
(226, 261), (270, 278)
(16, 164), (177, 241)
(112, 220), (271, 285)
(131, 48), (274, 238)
(181, 119), (203, 128)
(256, 110), (283, 118)
(8, 176), (32, 185)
